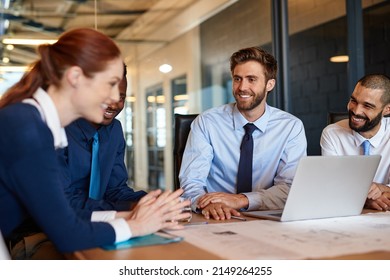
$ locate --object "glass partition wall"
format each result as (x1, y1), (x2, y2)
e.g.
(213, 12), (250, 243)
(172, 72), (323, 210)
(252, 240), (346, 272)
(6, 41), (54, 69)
(146, 85), (166, 190)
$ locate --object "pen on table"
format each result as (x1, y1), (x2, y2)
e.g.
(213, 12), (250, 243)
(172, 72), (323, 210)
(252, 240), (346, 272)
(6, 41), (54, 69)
(184, 222), (208, 226)
(231, 215), (247, 221)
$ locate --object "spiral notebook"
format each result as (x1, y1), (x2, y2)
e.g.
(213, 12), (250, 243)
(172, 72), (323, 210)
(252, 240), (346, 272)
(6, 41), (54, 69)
(102, 231), (183, 250)
(244, 155), (381, 222)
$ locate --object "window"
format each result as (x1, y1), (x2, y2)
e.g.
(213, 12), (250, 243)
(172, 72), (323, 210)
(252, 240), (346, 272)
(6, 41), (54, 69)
(146, 85), (166, 190)
(172, 75), (188, 115)
(124, 97), (135, 186)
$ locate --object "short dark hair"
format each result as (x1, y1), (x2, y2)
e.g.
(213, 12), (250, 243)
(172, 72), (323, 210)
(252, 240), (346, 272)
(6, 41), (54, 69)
(230, 46), (277, 81)
(358, 74), (390, 105)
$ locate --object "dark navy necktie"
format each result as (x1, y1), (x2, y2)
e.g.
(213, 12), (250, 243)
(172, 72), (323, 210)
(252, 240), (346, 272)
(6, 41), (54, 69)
(362, 140), (370, 155)
(236, 123), (256, 194)
(89, 132), (101, 200)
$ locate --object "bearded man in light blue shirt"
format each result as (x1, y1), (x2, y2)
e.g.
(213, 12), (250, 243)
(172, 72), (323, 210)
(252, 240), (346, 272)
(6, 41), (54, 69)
(180, 47), (307, 220)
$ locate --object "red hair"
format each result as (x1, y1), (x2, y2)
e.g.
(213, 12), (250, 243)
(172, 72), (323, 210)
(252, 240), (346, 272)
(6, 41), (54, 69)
(0, 28), (121, 108)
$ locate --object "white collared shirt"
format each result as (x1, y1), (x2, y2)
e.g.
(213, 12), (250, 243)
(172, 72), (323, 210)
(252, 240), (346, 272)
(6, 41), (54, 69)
(321, 117), (390, 185)
(22, 88), (68, 149)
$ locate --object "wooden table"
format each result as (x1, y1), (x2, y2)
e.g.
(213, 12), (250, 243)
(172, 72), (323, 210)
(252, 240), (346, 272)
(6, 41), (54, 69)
(70, 214), (249, 260)
(71, 211), (390, 260)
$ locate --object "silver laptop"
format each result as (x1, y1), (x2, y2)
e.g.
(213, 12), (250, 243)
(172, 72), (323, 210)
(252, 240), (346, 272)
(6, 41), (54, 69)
(244, 155), (381, 222)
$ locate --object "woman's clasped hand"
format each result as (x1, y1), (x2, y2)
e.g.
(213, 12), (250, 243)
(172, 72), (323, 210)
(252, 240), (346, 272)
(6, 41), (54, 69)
(126, 189), (191, 237)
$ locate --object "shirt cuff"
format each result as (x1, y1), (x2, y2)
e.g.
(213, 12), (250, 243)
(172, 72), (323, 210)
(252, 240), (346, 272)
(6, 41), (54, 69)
(243, 192), (261, 211)
(107, 218), (132, 243)
(191, 201), (200, 213)
(91, 211), (117, 222)
(188, 194), (202, 212)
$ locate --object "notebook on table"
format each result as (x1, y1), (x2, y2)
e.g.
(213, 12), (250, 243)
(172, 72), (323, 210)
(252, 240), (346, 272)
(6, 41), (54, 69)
(244, 155), (381, 222)
(102, 231), (183, 250)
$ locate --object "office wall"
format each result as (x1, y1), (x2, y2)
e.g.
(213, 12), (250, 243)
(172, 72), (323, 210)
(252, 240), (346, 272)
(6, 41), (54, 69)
(289, 17), (349, 155)
(364, 3), (390, 75)
(200, 0), (272, 111)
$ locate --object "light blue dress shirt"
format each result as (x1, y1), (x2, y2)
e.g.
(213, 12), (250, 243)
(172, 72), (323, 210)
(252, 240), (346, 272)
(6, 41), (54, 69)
(180, 103), (307, 211)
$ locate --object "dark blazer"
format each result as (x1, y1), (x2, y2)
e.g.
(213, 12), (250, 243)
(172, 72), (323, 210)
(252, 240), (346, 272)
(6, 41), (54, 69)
(57, 118), (146, 219)
(0, 103), (115, 252)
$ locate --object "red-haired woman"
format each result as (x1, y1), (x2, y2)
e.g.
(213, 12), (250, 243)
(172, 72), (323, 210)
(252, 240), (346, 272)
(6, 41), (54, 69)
(0, 28), (189, 259)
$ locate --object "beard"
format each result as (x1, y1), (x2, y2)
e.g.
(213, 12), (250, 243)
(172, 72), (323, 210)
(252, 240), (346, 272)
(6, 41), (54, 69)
(349, 110), (383, 133)
(233, 87), (266, 111)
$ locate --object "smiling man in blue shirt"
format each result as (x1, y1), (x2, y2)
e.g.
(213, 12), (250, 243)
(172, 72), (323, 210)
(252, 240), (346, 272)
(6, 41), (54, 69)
(57, 64), (146, 220)
(180, 47), (307, 220)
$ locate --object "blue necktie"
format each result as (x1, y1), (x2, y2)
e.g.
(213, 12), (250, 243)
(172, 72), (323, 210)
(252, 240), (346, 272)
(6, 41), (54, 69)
(362, 140), (370, 155)
(237, 123), (257, 194)
(89, 132), (101, 200)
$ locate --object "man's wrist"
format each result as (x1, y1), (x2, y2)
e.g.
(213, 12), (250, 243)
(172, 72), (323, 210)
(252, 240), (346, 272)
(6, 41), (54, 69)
(382, 184), (390, 193)
(238, 193), (249, 209)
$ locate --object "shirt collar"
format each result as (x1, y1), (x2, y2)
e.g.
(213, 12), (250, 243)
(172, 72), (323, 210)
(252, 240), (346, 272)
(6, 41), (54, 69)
(352, 117), (387, 148)
(74, 118), (97, 142)
(74, 118), (112, 144)
(23, 88), (68, 149)
(232, 103), (270, 133)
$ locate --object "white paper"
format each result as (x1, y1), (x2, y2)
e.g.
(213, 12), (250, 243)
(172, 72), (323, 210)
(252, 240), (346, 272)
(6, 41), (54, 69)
(172, 212), (390, 259)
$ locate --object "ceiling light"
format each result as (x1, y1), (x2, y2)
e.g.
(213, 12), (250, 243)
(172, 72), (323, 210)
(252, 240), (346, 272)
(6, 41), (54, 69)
(2, 38), (58, 45)
(5, 44), (14, 50)
(0, 66), (30, 72)
(147, 95), (165, 103)
(159, 64), (172, 73)
(2, 57), (10, 63)
(173, 94), (189, 101)
(126, 96), (136, 102)
(3, 19), (9, 29)
(330, 55), (349, 63)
